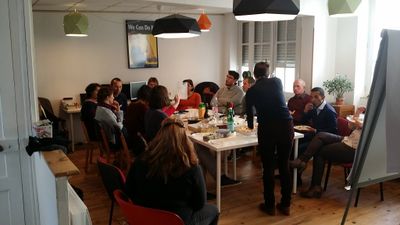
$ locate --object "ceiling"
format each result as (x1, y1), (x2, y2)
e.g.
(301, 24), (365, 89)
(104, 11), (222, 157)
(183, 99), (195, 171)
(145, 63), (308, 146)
(32, 0), (233, 14)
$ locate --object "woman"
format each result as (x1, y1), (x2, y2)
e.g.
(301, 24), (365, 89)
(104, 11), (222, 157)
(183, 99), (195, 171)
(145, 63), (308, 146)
(177, 79), (201, 111)
(95, 86), (123, 147)
(81, 83), (100, 140)
(292, 107), (366, 198)
(124, 85), (151, 156)
(125, 118), (219, 225)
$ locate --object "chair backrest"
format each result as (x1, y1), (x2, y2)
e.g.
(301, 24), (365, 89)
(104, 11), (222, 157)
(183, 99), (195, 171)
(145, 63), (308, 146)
(194, 81), (219, 95)
(337, 117), (352, 137)
(97, 157), (126, 200)
(113, 190), (185, 225)
(81, 121), (91, 144)
(95, 121), (112, 161)
(38, 97), (55, 116)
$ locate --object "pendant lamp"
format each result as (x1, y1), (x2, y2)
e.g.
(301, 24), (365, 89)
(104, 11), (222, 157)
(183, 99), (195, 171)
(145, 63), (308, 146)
(233, 0), (299, 21)
(197, 12), (212, 32)
(63, 10), (88, 37)
(152, 14), (200, 38)
(328, 0), (361, 17)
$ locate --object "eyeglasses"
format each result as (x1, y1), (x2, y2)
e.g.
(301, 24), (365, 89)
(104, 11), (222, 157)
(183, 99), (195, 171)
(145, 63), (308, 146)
(162, 120), (185, 129)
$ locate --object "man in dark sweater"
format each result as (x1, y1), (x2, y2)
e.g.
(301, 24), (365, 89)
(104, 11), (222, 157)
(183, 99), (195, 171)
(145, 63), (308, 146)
(246, 62), (294, 216)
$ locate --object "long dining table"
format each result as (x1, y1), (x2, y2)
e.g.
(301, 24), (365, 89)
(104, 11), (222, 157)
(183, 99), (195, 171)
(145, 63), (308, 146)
(187, 123), (304, 211)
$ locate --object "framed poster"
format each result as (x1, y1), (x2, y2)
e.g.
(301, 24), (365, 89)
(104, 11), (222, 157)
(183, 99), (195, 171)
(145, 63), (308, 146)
(126, 20), (159, 69)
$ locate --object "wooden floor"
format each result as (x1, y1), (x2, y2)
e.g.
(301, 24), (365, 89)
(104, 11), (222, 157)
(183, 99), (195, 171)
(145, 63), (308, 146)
(68, 145), (400, 225)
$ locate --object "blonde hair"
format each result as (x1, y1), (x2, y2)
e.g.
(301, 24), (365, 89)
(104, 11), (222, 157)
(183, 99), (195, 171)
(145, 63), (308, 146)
(141, 118), (198, 182)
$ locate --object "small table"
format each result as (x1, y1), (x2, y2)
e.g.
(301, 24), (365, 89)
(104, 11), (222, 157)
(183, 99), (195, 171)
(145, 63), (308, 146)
(188, 127), (304, 211)
(62, 106), (81, 152)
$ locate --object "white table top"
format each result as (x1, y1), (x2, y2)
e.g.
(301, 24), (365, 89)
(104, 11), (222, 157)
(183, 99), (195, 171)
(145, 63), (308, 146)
(189, 130), (304, 152)
(62, 106), (81, 114)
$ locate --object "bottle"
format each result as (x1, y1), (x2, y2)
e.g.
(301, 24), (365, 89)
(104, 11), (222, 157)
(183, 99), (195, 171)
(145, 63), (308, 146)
(227, 107), (235, 133)
(210, 97), (219, 121)
(198, 102), (206, 119)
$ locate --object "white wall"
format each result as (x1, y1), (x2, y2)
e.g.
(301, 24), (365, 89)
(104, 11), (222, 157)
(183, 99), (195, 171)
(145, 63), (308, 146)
(33, 12), (227, 115)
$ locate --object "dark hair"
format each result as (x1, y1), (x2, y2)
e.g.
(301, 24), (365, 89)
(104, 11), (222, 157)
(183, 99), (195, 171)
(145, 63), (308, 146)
(148, 77), (159, 84)
(137, 85), (151, 102)
(311, 87), (325, 97)
(183, 79), (194, 91)
(228, 70), (240, 80)
(253, 62), (269, 79)
(97, 86), (113, 103)
(149, 85), (170, 109)
(242, 71), (252, 79)
(85, 83), (100, 99)
(110, 77), (122, 85)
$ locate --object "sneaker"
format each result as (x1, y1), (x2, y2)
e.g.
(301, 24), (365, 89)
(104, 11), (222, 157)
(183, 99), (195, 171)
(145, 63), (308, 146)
(300, 186), (322, 199)
(289, 159), (307, 173)
(221, 175), (241, 187)
(259, 203), (275, 216)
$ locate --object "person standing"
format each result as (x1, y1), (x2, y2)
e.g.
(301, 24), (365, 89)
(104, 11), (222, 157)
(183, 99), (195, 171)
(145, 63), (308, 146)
(212, 71), (244, 114)
(246, 62), (294, 216)
(111, 77), (128, 113)
(288, 79), (312, 125)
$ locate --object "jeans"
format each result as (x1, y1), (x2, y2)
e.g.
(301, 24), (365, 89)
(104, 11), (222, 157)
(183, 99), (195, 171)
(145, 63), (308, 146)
(258, 120), (294, 208)
(188, 204), (219, 225)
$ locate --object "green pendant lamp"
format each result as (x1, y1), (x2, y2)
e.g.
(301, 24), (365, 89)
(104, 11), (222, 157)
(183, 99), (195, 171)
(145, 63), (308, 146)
(328, 0), (361, 17)
(64, 10), (88, 37)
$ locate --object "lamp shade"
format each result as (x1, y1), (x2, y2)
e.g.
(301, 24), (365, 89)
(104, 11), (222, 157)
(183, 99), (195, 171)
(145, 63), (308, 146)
(152, 14), (200, 38)
(233, 0), (299, 21)
(63, 11), (88, 37)
(197, 13), (212, 32)
(328, 0), (361, 17)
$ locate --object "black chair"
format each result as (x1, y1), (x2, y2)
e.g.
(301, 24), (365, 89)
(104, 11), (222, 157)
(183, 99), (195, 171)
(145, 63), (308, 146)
(193, 82), (219, 107)
(97, 156), (126, 225)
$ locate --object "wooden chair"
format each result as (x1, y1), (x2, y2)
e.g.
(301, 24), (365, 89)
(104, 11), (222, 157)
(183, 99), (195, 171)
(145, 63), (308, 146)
(81, 121), (100, 172)
(113, 189), (184, 225)
(97, 157), (126, 225)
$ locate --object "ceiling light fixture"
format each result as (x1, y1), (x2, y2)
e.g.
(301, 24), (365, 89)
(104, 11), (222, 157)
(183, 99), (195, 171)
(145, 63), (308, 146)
(197, 12), (212, 32)
(152, 14), (200, 39)
(63, 10), (88, 37)
(233, 0), (299, 21)
(328, 0), (361, 17)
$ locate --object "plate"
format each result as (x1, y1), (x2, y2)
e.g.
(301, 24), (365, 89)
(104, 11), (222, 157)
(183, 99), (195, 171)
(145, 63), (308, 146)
(294, 125), (314, 132)
(346, 114), (364, 124)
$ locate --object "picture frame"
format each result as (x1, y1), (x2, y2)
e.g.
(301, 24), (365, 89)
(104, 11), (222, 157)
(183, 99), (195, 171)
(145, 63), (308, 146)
(126, 20), (159, 69)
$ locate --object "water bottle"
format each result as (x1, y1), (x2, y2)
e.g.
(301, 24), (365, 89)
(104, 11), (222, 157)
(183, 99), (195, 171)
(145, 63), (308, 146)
(227, 107), (235, 133)
(210, 97), (219, 121)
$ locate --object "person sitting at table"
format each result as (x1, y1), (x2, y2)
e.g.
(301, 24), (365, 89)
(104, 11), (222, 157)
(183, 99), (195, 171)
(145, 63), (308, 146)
(288, 79), (312, 126)
(177, 79), (201, 111)
(212, 70), (244, 114)
(81, 83), (100, 141)
(111, 77), (128, 113)
(125, 118), (219, 225)
(147, 77), (159, 89)
(95, 86), (124, 148)
(144, 85), (171, 142)
(291, 107), (366, 198)
(124, 85), (151, 156)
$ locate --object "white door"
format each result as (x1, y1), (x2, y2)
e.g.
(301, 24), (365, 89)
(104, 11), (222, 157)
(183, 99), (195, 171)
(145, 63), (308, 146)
(0, 0), (33, 224)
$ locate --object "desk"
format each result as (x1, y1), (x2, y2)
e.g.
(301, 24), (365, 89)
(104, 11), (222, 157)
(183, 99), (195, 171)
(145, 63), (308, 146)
(62, 107), (81, 152)
(188, 128), (303, 211)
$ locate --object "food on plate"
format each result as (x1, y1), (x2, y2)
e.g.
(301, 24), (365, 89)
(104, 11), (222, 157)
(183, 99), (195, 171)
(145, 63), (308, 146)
(294, 125), (314, 132)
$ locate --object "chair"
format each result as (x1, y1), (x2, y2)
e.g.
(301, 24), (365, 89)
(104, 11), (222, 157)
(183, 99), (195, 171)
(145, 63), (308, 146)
(323, 117), (384, 207)
(194, 82), (219, 106)
(81, 121), (101, 172)
(97, 156), (126, 225)
(113, 189), (185, 225)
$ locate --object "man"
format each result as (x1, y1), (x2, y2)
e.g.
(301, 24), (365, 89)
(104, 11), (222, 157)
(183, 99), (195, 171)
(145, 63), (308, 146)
(212, 70), (244, 114)
(246, 62), (294, 216)
(147, 77), (159, 89)
(111, 77), (128, 112)
(287, 79), (312, 125)
(241, 76), (255, 115)
(302, 87), (337, 135)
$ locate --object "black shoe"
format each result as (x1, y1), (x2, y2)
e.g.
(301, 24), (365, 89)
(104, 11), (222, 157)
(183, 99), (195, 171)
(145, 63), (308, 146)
(221, 175), (241, 187)
(207, 192), (216, 200)
(259, 203), (275, 216)
(276, 203), (290, 216)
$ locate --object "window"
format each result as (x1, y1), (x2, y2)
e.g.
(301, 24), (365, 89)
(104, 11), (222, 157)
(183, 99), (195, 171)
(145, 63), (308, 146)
(240, 19), (298, 92)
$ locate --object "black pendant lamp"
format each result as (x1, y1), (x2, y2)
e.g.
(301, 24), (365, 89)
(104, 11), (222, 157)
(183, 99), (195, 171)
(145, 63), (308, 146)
(152, 14), (200, 38)
(233, 0), (299, 21)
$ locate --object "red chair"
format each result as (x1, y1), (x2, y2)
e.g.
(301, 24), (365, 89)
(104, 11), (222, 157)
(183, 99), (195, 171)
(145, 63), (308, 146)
(97, 157), (126, 225)
(113, 189), (184, 225)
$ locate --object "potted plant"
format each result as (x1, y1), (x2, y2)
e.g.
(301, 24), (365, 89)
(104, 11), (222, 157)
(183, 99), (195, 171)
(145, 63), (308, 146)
(323, 75), (353, 105)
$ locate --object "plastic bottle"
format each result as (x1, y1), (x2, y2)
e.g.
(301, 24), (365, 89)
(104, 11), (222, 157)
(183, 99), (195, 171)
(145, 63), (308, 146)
(227, 107), (235, 133)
